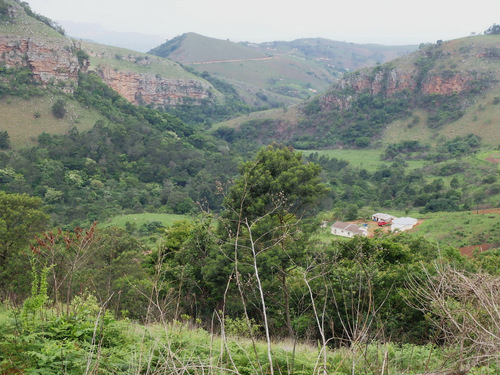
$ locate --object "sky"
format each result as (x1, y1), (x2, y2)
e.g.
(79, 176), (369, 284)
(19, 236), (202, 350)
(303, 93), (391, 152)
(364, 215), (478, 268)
(26, 0), (499, 45)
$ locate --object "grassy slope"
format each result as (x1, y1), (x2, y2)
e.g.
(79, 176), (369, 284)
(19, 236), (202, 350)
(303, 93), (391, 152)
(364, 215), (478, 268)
(81, 40), (204, 80)
(100, 213), (191, 229)
(154, 33), (339, 104)
(0, 0), (67, 40)
(213, 35), (500, 147)
(382, 37), (500, 148)
(198, 54), (333, 96)
(167, 32), (267, 62)
(0, 96), (105, 148)
(0, 1), (215, 147)
(212, 106), (301, 130)
(265, 38), (418, 71)
(409, 209), (500, 249)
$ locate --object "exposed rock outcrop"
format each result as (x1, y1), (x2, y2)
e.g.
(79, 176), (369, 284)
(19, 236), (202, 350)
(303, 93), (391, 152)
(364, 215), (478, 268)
(97, 67), (215, 106)
(319, 66), (481, 111)
(0, 36), (85, 92)
(318, 42), (496, 112)
(0, 34), (217, 105)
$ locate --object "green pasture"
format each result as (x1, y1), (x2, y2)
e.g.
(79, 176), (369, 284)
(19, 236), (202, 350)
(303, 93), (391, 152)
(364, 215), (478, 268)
(409, 210), (500, 249)
(476, 149), (500, 170)
(100, 213), (191, 230)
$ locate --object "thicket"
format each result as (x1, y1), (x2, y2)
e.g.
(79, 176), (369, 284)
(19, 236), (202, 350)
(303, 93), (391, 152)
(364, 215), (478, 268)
(380, 134), (481, 162)
(0, 130), (10, 149)
(0, 71), (242, 226)
(0, 65), (44, 98)
(0, 0), (10, 21)
(306, 148), (499, 215)
(51, 99), (66, 119)
(0, 146), (499, 373)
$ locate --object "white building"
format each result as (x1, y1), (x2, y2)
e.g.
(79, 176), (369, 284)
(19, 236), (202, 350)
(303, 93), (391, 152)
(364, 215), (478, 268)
(372, 213), (397, 223)
(331, 221), (368, 238)
(391, 217), (418, 232)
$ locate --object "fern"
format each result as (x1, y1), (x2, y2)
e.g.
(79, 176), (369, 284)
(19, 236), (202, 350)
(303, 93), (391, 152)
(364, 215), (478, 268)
(21, 261), (52, 331)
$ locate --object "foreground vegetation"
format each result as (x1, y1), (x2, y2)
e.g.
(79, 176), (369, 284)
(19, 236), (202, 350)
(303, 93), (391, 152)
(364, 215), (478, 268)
(1, 145), (500, 374)
(0, 299), (476, 374)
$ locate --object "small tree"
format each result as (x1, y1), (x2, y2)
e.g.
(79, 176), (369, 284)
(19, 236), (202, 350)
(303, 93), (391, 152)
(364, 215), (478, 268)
(484, 23), (500, 35)
(0, 130), (10, 149)
(52, 99), (67, 119)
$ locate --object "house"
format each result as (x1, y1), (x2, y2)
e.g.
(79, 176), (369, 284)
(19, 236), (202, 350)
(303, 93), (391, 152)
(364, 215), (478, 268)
(331, 221), (368, 238)
(391, 217), (418, 232)
(372, 213), (397, 223)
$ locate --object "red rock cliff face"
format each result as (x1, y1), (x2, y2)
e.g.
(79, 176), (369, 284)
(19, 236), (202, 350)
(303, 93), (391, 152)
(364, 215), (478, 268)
(0, 37), (84, 92)
(97, 67), (214, 106)
(319, 61), (479, 111)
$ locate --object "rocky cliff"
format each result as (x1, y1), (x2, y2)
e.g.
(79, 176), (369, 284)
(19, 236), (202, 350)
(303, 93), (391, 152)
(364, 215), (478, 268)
(96, 66), (215, 107)
(318, 39), (497, 111)
(0, 36), (85, 92)
(0, 33), (217, 105)
(0, 0), (217, 106)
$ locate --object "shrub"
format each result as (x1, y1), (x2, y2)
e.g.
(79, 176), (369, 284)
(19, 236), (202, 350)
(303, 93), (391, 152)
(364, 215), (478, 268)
(51, 99), (67, 119)
(225, 316), (261, 338)
(0, 130), (10, 149)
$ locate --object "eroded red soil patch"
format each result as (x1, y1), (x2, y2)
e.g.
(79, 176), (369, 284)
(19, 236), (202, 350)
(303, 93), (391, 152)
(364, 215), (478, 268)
(459, 243), (498, 257)
(471, 208), (500, 214)
(485, 153), (500, 163)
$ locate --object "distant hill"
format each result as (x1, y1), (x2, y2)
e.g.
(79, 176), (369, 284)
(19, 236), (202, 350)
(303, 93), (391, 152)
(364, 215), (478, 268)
(149, 33), (267, 63)
(212, 35), (500, 148)
(0, 0), (223, 143)
(149, 33), (418, 106)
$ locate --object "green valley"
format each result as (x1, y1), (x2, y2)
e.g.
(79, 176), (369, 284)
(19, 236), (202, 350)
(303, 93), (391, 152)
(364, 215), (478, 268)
(1, 0), (500, 373)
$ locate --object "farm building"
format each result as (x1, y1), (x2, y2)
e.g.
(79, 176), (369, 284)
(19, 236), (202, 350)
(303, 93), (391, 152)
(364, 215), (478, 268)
(391, 217), (418, 232)
(331, 221), (368, 238)
(372, 213), (397, 223)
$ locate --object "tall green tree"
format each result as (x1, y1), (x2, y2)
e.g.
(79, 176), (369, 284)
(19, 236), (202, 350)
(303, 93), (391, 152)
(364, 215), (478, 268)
(222, 143), (327, 224)
(221, 144), (328, 337)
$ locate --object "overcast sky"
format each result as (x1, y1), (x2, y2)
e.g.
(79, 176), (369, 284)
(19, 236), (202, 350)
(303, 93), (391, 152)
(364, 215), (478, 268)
(26, 0), (499, 45)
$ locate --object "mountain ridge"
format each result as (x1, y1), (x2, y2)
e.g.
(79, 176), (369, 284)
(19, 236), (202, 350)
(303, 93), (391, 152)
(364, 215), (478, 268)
(148, 33), (418, 106)
(212, 35), (500, 148)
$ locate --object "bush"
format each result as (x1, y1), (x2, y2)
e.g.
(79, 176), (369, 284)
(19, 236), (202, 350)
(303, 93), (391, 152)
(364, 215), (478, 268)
(225, 316), (261, 338)
(51, 99), (67, 119)
(0, 130), (10, 149)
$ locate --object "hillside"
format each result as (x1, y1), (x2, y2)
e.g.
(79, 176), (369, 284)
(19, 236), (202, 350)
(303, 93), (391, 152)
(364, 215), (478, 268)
(149, 33), (417, 106)
(0, 0), (219, 125)
(215, 35), (500, 149)
(1, 4), (500, 372)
